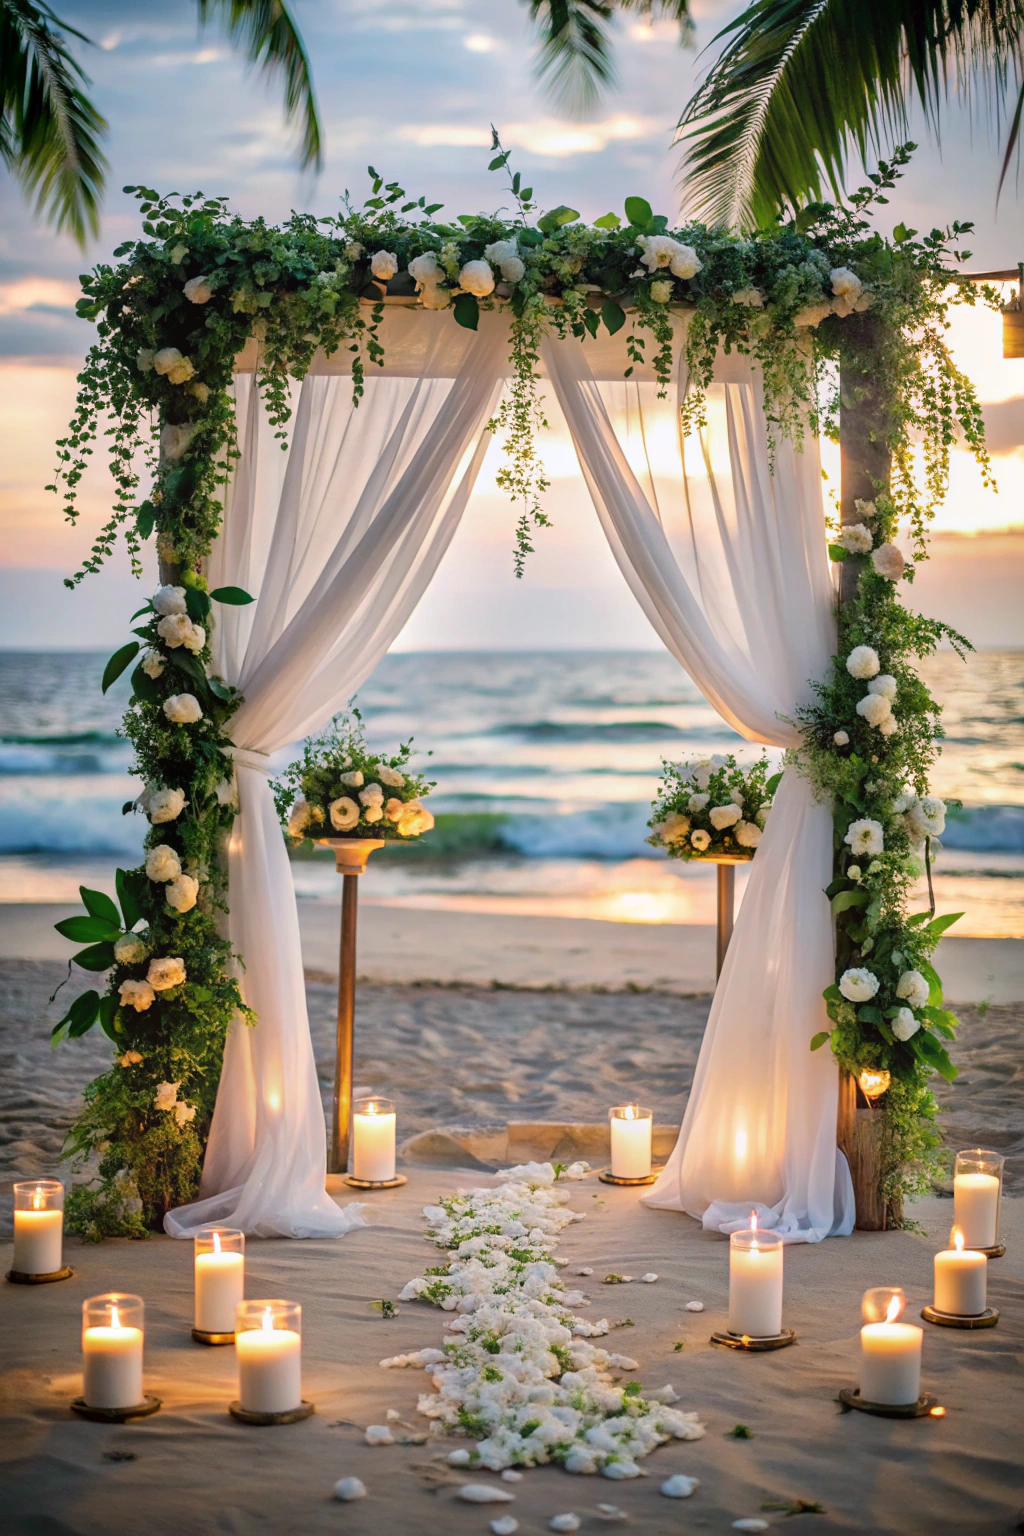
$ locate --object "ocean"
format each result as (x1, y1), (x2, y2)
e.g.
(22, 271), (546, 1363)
(0, 649), (1021, 937)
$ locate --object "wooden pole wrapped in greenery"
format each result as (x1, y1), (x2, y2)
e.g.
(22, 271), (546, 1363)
(48, 142), (992, 1236)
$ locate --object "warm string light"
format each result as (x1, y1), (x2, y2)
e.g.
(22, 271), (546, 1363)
(857, 1068), (891, 1101)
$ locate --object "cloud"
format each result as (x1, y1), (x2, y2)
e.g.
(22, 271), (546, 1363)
(0, 279), (81, 316)
(400, 114), (660, 158)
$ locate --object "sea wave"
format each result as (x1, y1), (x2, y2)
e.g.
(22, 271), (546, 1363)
(0, 796), (144, 856)
(484, 720), (715, 743)
(943, 805), (1024, 853)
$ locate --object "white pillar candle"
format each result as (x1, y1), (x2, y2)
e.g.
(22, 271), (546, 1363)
(609, 1105), (652, 1180)
(352, 1099), (396, 1183)
(953, 1173), (1000, 1249)
(82, 1299), (144, 1409)
(729, 1221), (783, 1338)
(236, 1307), (302, 1414)
(934, 1230), (987, 1316)
(13, 1208), (63, 1275)
(859, 1294), (922, 1405)
(194, 1230), (245, 1334)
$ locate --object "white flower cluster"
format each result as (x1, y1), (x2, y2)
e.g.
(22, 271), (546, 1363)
(651, 754), (768, 857)
(383, 1164), (704, 1476)
(153, 1078), (196, 1128)
(794, 266), (874, 327)
(636, 235), (702, 281)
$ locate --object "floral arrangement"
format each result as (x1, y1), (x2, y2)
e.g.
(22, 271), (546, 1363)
(47, 138), (991, 1233)
(648, 753), (778, 861)
(382, 1162), (704, 1475)
(274, 713), (434, 844)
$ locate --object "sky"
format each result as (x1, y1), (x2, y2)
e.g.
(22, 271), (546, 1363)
(1, 0), (1023, 649)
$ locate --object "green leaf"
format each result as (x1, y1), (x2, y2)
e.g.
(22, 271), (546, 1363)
(169, 649), (208, 689)
(97, 994), (119, 1042)
(906, 911), (932, 927)
(130, 662), (163, 704)
(925, 912), (964, 938)
(831, 888), (869, 914)
(185, 587), (212, 623)
(116, 868), (146, 930)
(209, 586), (255, 606)
(488, 152), (510, 171)
(601, 298), (626, 335)
(892, 222), (917, 243)
(208, 676), (233, 701)
(918, 959), (944, 1006)
(72, 941), (116, 972)
(55, 914), (120, 943)
(129, 605), (152, 621)
(136, 501), (155, 541)
(823, 983), (843, 1005)
(624, 196), (653, 227)
(766, 772), (784, 796)
(80, 885), (120, 927)
(921, 1005), (958, 1039)
(594, 212), (621, 230)
(914, 1031), (958, 1082)
(58, 989), (100, 1042)
(453, 292), (479, 330)
(810, 1031), (831, 1051)
(828, 543), (849, 563)
(537, 204), (580, 233)
(101, 642), (140, 694)
(857, 1004), (883, 1024)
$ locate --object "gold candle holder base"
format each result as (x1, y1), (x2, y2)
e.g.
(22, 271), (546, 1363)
(192, 1326), (236, 1345)
(921, 1304), (999, 1329)
(7, 1265), (74, 1285)
(838, 1388), (940, 1419)
(710, 1329), (796, 1352)
(598, 1169), (662, 1187)
(229, 1399), (315, 1426)
(71, 1395), (161, 1423)
(343, 1174), (408, 1190)
(978, 1243), (1005, 1259)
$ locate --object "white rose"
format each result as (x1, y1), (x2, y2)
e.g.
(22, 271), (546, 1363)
(867, 674), (897, 700)
(653, 812), (690, 843)
(896, 970), (930, 1008)
(153, 346), (188, 379)
(756, 805), (770, 828)
(148, 956), (186, 991)
(119, 978), (155, 1012)
(459, 259), (496, 297)
(409, 252), (444, 287)
(165, 874), (199, 913)
(689, 828), (711, 852)
(871, 543), (906, 580)
(141, 649), (164, 679)
(853, 290), (874, 312)
(735, 820), (762, 848)
(154, 1081), (180, 1112)
(190, 381), (211, 403)
(793, 301), (832, 328)
(830, 267), (862, 300)
(848, 864), (862, 880)
(163, 693), (203, 724)
(844, 818), (884, 857)
(173, 1100), (196, 1127)
(730, 786), (745, 806)
(846, 645), (880, 680)
(854, 498), (877, 521)
(691, 766), (712, 791)
(169, 243), (188, 265)
(878, 713), (899, 737)
(483, 240), (518, 265)
(370, 250), (399, 280)
(709, 803), (742, 830)
(384, 797), (406, 822)
(908, 794), (946, 838)
(669, 244), (701, 280)
(340, 769), (364, 788)
(183, 275), (213, 304)
(359, 783), (384, 807)
(732, 287), (763, 308)
(891, 1007), (920, 1041)
(149, 787), (187, 824)
(831, 293), (857, 318)
(117, 1050), (143, 1067)
(215, 777), (236, 807)
(364, 804), (384, 824)
(687, 793), (709, 812)
(136, 347), (156, 373)
(419, 283), (451, 310)
(114, 932), (149, 965)
(153, 584), (187, 616)
(160, 423), (194, 461)
(345, 240), (364, 261)
(857, 692), (892, 728)
(837, 523), (873, 554)
(500, 256), (525, 283)
(399, 806), (434, 836)
(378, 765), (406, 788)
(146, 844), (182, 882)
(839, 967), (879, 1002)
(650, 278), (673, 304)
(288, 798), (312, 837)
(833, 730), (849, 746)
(156, 613), (205, 652)
(329, 796), (360, 831)
(638, 234), (676, 269)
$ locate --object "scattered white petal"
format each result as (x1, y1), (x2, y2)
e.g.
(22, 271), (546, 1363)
(458, 1484), (516, 1504)
(333, 1477), (367, 1501)
(648, 1384), (681, 1404)
(641, 1272), (658, 1283)
(685, 1300), (704, 1312)
(448, 1448), (472, 1465)
(576, 1267), (593, 1276)
(596, 1506), (626, 1521)
(660, 1474), (699, 1498)
(501, 1469), (523, 1482)
(364, 1424), (394, 1445)
(491, 1519), (519, 1536)
(601, 1460), (641, 1480)
(550, 1518), (581, 1533)
(733, 1522), (770, 1532)
(385, 1408), (401, 1421)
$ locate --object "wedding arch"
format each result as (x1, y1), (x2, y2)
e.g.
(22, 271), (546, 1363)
(49, 142), (989, 1244)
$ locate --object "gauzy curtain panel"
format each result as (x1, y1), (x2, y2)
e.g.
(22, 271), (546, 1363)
(543, 330), (855, 1242)
(165, 313), (508, 1238)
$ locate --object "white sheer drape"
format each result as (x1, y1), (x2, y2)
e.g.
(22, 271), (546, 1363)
(165, 314), (507, 1238)
(544, 332), (854, 1243)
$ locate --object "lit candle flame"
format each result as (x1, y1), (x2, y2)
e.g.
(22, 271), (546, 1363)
(110, 1304), (122, 1330)
(885, 1295), (903, 1325)
(367, 1101), (377, 1117)
(623, 1104), (636, 1121)
(261, 1306), (274, 1333)
(213, 1230), (222, 1255)
(32, 1189), (44, 1210)
(952, 1227), (964, 1253)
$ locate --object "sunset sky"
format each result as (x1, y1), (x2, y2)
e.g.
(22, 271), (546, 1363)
(1, 0), (1022, 649)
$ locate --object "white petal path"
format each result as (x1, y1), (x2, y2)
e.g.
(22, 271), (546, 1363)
(381, 1162), (705, 1477)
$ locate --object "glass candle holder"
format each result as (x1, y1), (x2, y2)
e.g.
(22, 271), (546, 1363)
(12, 1179), (64, 1276)
(729, 1224), (783, 1337)
(608, 1104), (652, 1179)
(953, 1149), (1004, 1249)
(351, 1097), (396, 1182)
(82, 1294), (145, 1410)
(194, 1227), (245, 1336)
(235, 1300), (302, 1415)
(859, 1287), (921, 1406)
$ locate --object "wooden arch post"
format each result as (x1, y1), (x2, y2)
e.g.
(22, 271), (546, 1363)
(834, 313), (900, 1230)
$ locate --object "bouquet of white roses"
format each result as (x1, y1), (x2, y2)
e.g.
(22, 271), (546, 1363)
(648, 752), (780, 861)
(274, 712), (435, 843)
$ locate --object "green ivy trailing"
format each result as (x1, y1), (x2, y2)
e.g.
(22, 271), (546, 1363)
(49, 140), (990, 1233)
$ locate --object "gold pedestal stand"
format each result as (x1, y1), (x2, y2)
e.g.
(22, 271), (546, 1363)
(192, 1327), (235, 1345)
(921, 1305), (999, 1330)
(7, 1266), (74, 1284)
(598, 1170), (662, 1187)
(838, 1388), (940, 1419)
(229, 1400), (315, 1426)
(71, 1396), (161, 1423)
(710, 1329), (796, 1352)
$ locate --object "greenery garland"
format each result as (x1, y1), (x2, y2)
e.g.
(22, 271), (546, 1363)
(48, 140), (991, 1235)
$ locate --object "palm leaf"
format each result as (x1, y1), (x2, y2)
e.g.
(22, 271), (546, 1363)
(677, 0), (1024, 228)
(526, 0), (693, 112)
(197, 0), (321, 170)
(0, 0), (107, 246)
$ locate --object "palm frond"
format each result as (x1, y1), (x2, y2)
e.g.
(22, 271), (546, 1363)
(197, 0), (321, 170)
(677, 0), (1024, 228)
(527, 0), (693, 113)
(0, 0), (107, 246)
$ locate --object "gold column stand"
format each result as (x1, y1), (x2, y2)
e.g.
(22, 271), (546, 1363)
(597, 1169), (663, 1187)
(229, 1400), (315, 1426)
(7, 1266), (74, 1284)
(710, 1329), (796, 1352)
(921, 1305), (999, 1329)
(71, 1396), (161, 1423)
(192, 1327), (236, 1345)
(343, 1174), (408, 1190)
(838, 1388), (940, 1419)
